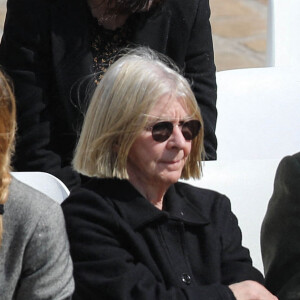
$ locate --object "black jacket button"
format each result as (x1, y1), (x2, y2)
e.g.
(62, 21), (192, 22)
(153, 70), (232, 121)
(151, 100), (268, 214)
(181, 273), (192, 285)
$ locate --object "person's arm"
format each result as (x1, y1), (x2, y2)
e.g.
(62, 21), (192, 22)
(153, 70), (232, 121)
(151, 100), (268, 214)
(261, 152), (300, 299)
(0, 0), (81, 189)
(214, 195), (277, 300)
(14, 201), (74, 299)
(229, 280), (278, 300)
(184, 0), (217, 160)
(216, 195), (264, 284)
(62, 189), (247, 300)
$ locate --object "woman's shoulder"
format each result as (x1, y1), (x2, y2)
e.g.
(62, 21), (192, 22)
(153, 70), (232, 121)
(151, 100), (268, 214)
(175, 181), (227, 200)
(277, 151), (300, 176)
(64, 177), (134, 202)
(65, 177), (140, 201)
(2, 176), (68, 266)
(174, 181), (231, 212)
(1, 178), (74, 300)
(271, 152), (300, 198)
(62, 178), (124, 213)
(173, 182), (237, 231)
(6, 177), (63, 226)
(8, 176), (61, 206)
(62, 178), (127, 233)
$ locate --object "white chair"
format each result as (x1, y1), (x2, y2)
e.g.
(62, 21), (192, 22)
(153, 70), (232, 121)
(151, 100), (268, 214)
(267, 0), (300, 66)
(216, 66), (300, 161)
(183, 158), (281, 273)
(11, 171), (70, 204)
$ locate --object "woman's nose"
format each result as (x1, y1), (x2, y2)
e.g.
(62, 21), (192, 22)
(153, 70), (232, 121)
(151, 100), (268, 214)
(168, 125), (187, 148)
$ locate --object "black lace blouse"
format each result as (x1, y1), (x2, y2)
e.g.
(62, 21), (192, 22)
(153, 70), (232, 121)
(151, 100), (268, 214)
(90, 17), (135, 83)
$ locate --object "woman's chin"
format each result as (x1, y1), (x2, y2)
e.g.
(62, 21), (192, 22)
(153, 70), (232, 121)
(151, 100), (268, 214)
(158, 170), (183, 185)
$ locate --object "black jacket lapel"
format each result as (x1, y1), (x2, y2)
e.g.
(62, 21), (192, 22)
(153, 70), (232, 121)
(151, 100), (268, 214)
(51, 0), (94, 128)
(132, 6), (171, 53)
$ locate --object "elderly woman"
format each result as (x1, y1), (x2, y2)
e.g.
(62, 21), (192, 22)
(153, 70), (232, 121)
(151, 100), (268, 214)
(62, 48), (276, 300)
(0, 0), (217, 190)
(0, 70), (74, 299)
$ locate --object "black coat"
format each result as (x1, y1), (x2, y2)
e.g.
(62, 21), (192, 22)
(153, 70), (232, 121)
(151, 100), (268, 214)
(62, 178), (264, 299)
(0, 0), (217, 189)
(261, 152), (300, 299)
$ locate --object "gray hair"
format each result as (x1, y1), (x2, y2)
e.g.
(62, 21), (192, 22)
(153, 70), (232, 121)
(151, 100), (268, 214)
(73, 47), (204, 179)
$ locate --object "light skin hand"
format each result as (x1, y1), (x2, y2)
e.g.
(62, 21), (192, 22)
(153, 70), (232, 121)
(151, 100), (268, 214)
(229, 280), (278, 300)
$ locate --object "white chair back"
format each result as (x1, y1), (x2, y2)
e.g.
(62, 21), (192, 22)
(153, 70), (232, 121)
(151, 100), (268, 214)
(183, 158), (281, 273)
(267, 0), (300, 66)
(216, 67), (300, 161)
(11, 171), (70, 204)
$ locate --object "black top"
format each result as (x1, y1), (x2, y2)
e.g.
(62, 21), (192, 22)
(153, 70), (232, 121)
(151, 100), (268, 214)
(62, 178), (264, 299)
(90, 17), (133, 82)
(261, 152), (300, 299)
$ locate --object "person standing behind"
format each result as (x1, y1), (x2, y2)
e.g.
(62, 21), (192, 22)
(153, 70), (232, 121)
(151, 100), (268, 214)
(0, 70), (74, 299)
(0, 0), (217, 190)
(261, 152), (300, 300)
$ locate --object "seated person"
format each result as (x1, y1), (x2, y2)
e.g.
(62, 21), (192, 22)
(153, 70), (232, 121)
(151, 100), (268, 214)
(62, 47), (277, 300)
(0, 70), (74, 299)
(261, 152), (300, 300)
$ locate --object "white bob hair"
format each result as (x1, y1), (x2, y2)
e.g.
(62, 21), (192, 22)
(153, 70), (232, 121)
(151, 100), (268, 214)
(73, 47), (205, 179)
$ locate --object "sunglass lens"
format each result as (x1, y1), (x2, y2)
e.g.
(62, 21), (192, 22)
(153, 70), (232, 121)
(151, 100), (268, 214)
(182, 120), (201, 140)
(152, 121), (173, 142)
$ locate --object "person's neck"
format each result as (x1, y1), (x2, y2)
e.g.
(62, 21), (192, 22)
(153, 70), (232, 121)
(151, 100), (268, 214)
(98, 14), (129, 31)
(87, 0), (129, 30)
(128, 176), (169, 210)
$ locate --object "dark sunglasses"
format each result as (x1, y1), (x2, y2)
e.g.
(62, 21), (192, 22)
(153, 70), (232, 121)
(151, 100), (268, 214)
(145, 119), (201, 142)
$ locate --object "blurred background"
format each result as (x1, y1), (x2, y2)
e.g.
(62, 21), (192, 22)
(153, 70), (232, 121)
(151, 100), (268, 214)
(0, 0), (268, 71)
(211, 0), (267, 71)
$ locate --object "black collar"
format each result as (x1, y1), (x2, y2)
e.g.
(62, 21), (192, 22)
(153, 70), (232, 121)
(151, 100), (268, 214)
(85, 178), (209, 230)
